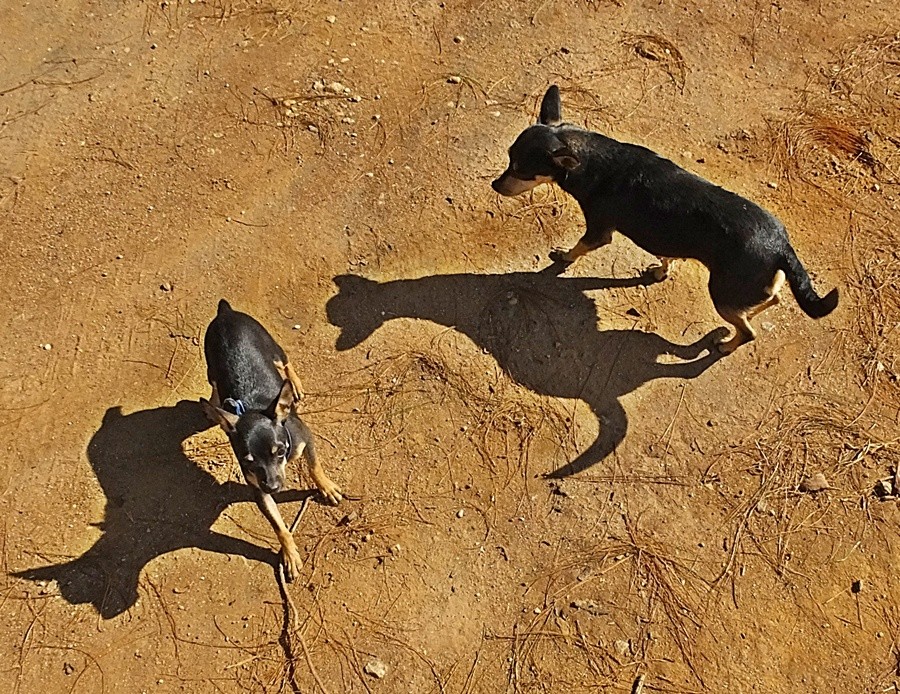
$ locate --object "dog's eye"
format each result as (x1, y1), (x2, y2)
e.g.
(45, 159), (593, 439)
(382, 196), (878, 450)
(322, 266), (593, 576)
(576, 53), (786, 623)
(273, 444), (287, 458)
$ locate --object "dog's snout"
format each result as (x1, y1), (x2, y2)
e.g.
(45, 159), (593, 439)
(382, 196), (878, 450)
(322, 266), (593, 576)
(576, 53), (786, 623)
(258, 469), (284, 494)
(260, 479), (282, 494)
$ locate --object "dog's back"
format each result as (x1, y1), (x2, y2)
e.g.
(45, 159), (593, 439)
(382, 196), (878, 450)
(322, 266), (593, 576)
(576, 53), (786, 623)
(564, 130), (782, 267)
(204, 299), (288, 407)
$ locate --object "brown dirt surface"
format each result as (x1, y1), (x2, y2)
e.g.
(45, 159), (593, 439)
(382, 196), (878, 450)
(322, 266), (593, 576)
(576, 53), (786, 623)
(2, 1), (899, 692)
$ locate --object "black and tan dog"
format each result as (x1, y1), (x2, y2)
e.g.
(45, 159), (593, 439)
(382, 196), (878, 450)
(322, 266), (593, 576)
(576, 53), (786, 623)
(201, 299), (341, 580)
(492, 85), (838, 353)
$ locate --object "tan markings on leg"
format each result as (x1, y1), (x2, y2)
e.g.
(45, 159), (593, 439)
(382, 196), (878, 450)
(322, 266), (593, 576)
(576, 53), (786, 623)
(257, 491), (303, 581)
(768, 269), (786, 296)
(305, 447), (342, 505)
(717, 309), (757, 354)
(210, 381), (221, 409)
(650, 257), (673, 281)
(746, 270), (786, 319)
(274, 359), (305, 401)
(562, 240), (593, 262)
(283, 362), (305, 401)
(746, 293), (780, 319)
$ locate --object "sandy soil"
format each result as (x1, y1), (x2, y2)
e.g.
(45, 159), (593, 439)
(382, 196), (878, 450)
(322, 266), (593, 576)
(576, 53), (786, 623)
(1, 1), (898, 692)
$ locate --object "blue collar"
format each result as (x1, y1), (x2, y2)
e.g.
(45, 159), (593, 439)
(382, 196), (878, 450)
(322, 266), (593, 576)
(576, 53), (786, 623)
(223, 397), (246, 416)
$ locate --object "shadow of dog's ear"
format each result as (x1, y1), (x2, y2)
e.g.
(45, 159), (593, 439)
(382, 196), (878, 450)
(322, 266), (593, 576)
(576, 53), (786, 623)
(326, 275), (386, 351)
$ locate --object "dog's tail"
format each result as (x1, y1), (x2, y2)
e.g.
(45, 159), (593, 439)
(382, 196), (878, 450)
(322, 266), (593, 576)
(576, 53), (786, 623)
(779, 246), (839, 318)
(217, 298), (233, 315)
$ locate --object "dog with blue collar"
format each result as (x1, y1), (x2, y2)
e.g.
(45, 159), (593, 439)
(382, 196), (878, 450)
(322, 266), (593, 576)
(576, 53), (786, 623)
(201, 299), (342, 582)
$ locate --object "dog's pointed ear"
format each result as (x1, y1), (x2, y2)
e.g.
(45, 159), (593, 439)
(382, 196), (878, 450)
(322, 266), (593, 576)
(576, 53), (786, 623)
(539, 85), (563, 126)
(333, 274), (376, 292)
(271, 379), (296, 424)
(201, 398), (239, 433)
(551, 145), (580, 171)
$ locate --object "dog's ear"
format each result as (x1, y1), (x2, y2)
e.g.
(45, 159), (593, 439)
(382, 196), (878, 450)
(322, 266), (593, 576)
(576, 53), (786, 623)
(539, 85), (563, 126)
(327, 274), (387, 350)
(333, 274), (376, 292)
(271, 379), (296, 424)
(551, 145), (580, 171)
(200, 398), (239, 433)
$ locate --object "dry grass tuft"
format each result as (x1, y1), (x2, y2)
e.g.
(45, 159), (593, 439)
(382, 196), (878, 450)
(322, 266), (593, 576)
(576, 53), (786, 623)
(766, 32), (900, 188)
(847, 228), (900, 388)
(717, 397), (898, 584)
(823, 31), (900, 124)
(766, 112), (880, 184)
(305, 345), (573, 487)
(494, 516), (714, 690)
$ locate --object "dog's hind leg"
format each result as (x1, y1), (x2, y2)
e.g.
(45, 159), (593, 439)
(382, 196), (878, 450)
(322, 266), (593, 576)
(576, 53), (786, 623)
(709, 267), (784, 354)
(275, 359), (306, 401)
(746, 270), (785, 319)
(746, 293), (780, 319)
(715, 308), (756, 354)
(649, 257), (673, 282)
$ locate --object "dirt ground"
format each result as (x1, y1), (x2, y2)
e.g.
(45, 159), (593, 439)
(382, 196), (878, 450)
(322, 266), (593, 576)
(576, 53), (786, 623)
(1, 0), (898, 692)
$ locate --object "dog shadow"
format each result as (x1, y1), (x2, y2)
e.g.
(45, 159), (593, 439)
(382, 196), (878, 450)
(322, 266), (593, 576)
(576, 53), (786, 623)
(326, 264), (726, 478)
(14, 400), (308, 619)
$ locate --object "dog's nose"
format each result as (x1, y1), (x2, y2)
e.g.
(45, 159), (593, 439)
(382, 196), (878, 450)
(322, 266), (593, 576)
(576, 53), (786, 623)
(260, 479), (282, 494)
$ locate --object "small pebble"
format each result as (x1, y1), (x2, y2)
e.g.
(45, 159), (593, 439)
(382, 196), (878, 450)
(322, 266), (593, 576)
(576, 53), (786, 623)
(364, 659), (387, 679)
(447, 75), (462, 84)
(160, 282), (172, 292)
(325, 15), (336, 24)
(453, 35), (465, 43)
(292, 324), (301, 330)
(456, 509), (465, 518)
(799, 472), (828, 493)
(41, 343), (52, 351)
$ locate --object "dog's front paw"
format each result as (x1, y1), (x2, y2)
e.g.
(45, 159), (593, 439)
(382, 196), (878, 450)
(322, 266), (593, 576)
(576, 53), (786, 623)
(281, 544), (303, 582)
(549, 248), (575, 264)
(318, 478), (343, 506)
